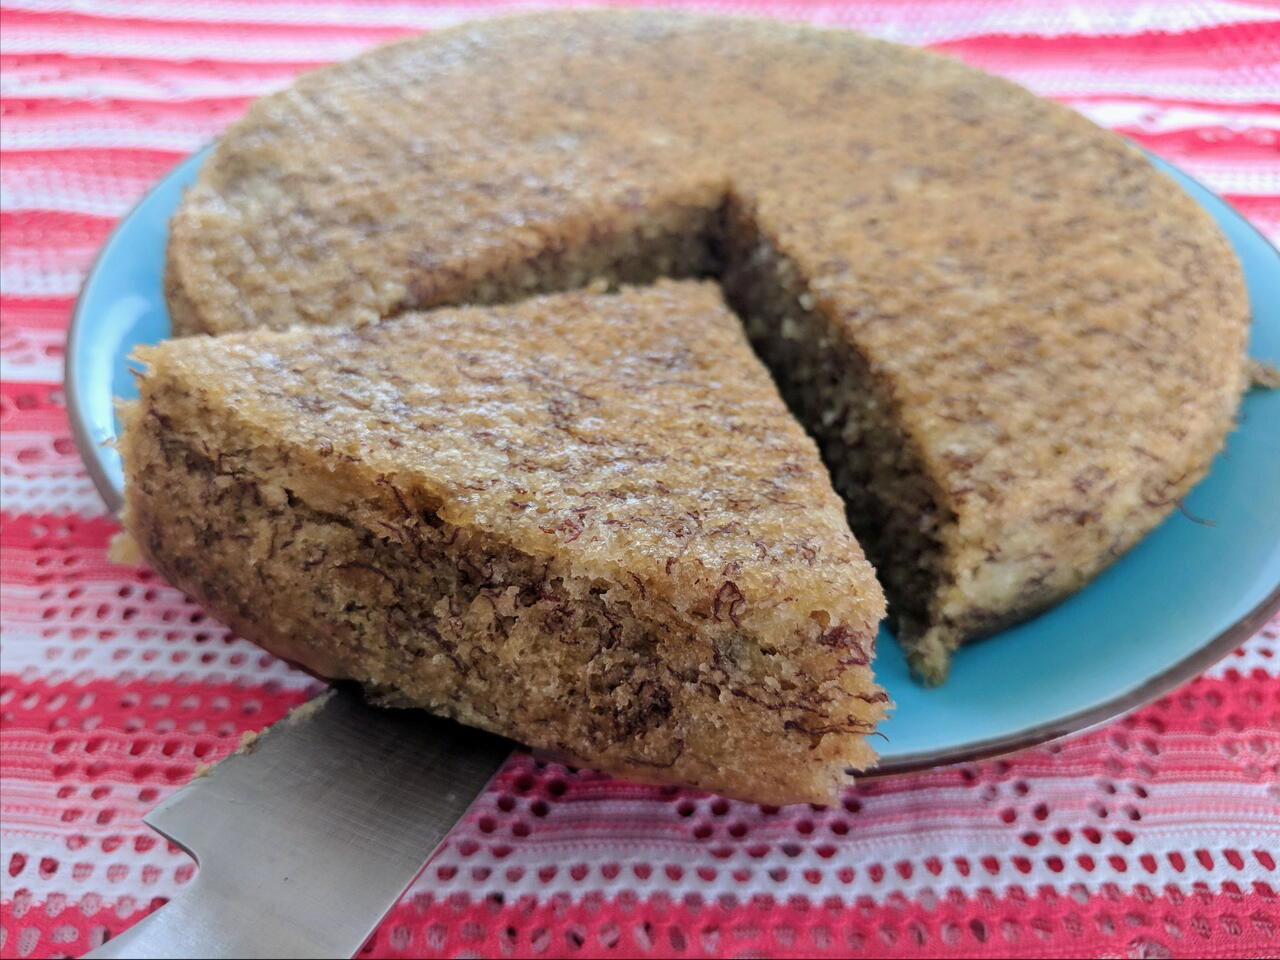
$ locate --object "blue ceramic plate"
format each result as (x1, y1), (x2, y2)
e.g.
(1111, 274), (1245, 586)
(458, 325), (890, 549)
(67, 148), (1280, 773)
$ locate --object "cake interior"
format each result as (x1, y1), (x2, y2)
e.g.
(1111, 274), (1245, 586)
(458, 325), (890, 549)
(718, 197), (953, 676)
(344, 190), (952, 680)
(125, 360), (885, 804)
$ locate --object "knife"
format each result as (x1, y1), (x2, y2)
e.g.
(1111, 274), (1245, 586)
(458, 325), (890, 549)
(84, 688), (512, 959)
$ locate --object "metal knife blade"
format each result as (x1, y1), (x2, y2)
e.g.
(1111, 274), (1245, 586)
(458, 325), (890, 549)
(84, 687), (512, 960)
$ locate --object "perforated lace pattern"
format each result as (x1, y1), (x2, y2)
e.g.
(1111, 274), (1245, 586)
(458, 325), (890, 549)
(2, 3), (1278, 958)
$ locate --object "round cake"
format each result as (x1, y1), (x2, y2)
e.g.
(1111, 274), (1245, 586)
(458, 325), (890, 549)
(166, 10), (1251, 682)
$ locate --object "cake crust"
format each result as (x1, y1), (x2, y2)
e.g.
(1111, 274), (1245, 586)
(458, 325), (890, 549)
(166, 10), (1251, 680)
(120, 282), (888, 804)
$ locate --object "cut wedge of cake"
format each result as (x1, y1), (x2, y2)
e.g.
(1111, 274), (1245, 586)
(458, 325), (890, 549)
(118, 282), (888, 804)
(167, 10), (1251, 683)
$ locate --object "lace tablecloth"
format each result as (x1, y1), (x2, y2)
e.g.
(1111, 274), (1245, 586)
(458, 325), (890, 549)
(2, 2), (1278, 957)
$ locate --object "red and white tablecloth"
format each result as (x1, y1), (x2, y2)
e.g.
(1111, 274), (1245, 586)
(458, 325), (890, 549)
(2, 2), (1279, 958)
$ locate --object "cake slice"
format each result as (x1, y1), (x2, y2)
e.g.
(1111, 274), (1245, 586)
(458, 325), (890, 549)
(118, 281), (888, 804)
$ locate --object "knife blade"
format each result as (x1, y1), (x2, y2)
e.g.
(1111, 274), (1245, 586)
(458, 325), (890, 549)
(83, 687), (512, 960)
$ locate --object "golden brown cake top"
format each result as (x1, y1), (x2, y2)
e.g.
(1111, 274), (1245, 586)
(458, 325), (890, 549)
(168, 9), (1249, 667)
(171, 8), (1248, 510)
(138, 281), (887, 639)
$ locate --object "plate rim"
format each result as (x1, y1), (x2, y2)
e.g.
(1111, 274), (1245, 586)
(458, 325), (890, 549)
(869, 582), (1280, 775)
(65, 145), (1280, 777)
(65, 148), (210, 518)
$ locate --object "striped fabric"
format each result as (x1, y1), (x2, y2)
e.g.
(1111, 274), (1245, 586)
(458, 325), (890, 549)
(2, 3), (1278, 958)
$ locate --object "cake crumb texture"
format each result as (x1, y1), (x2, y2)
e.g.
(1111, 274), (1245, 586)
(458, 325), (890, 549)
(120, 282), (888, 804)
